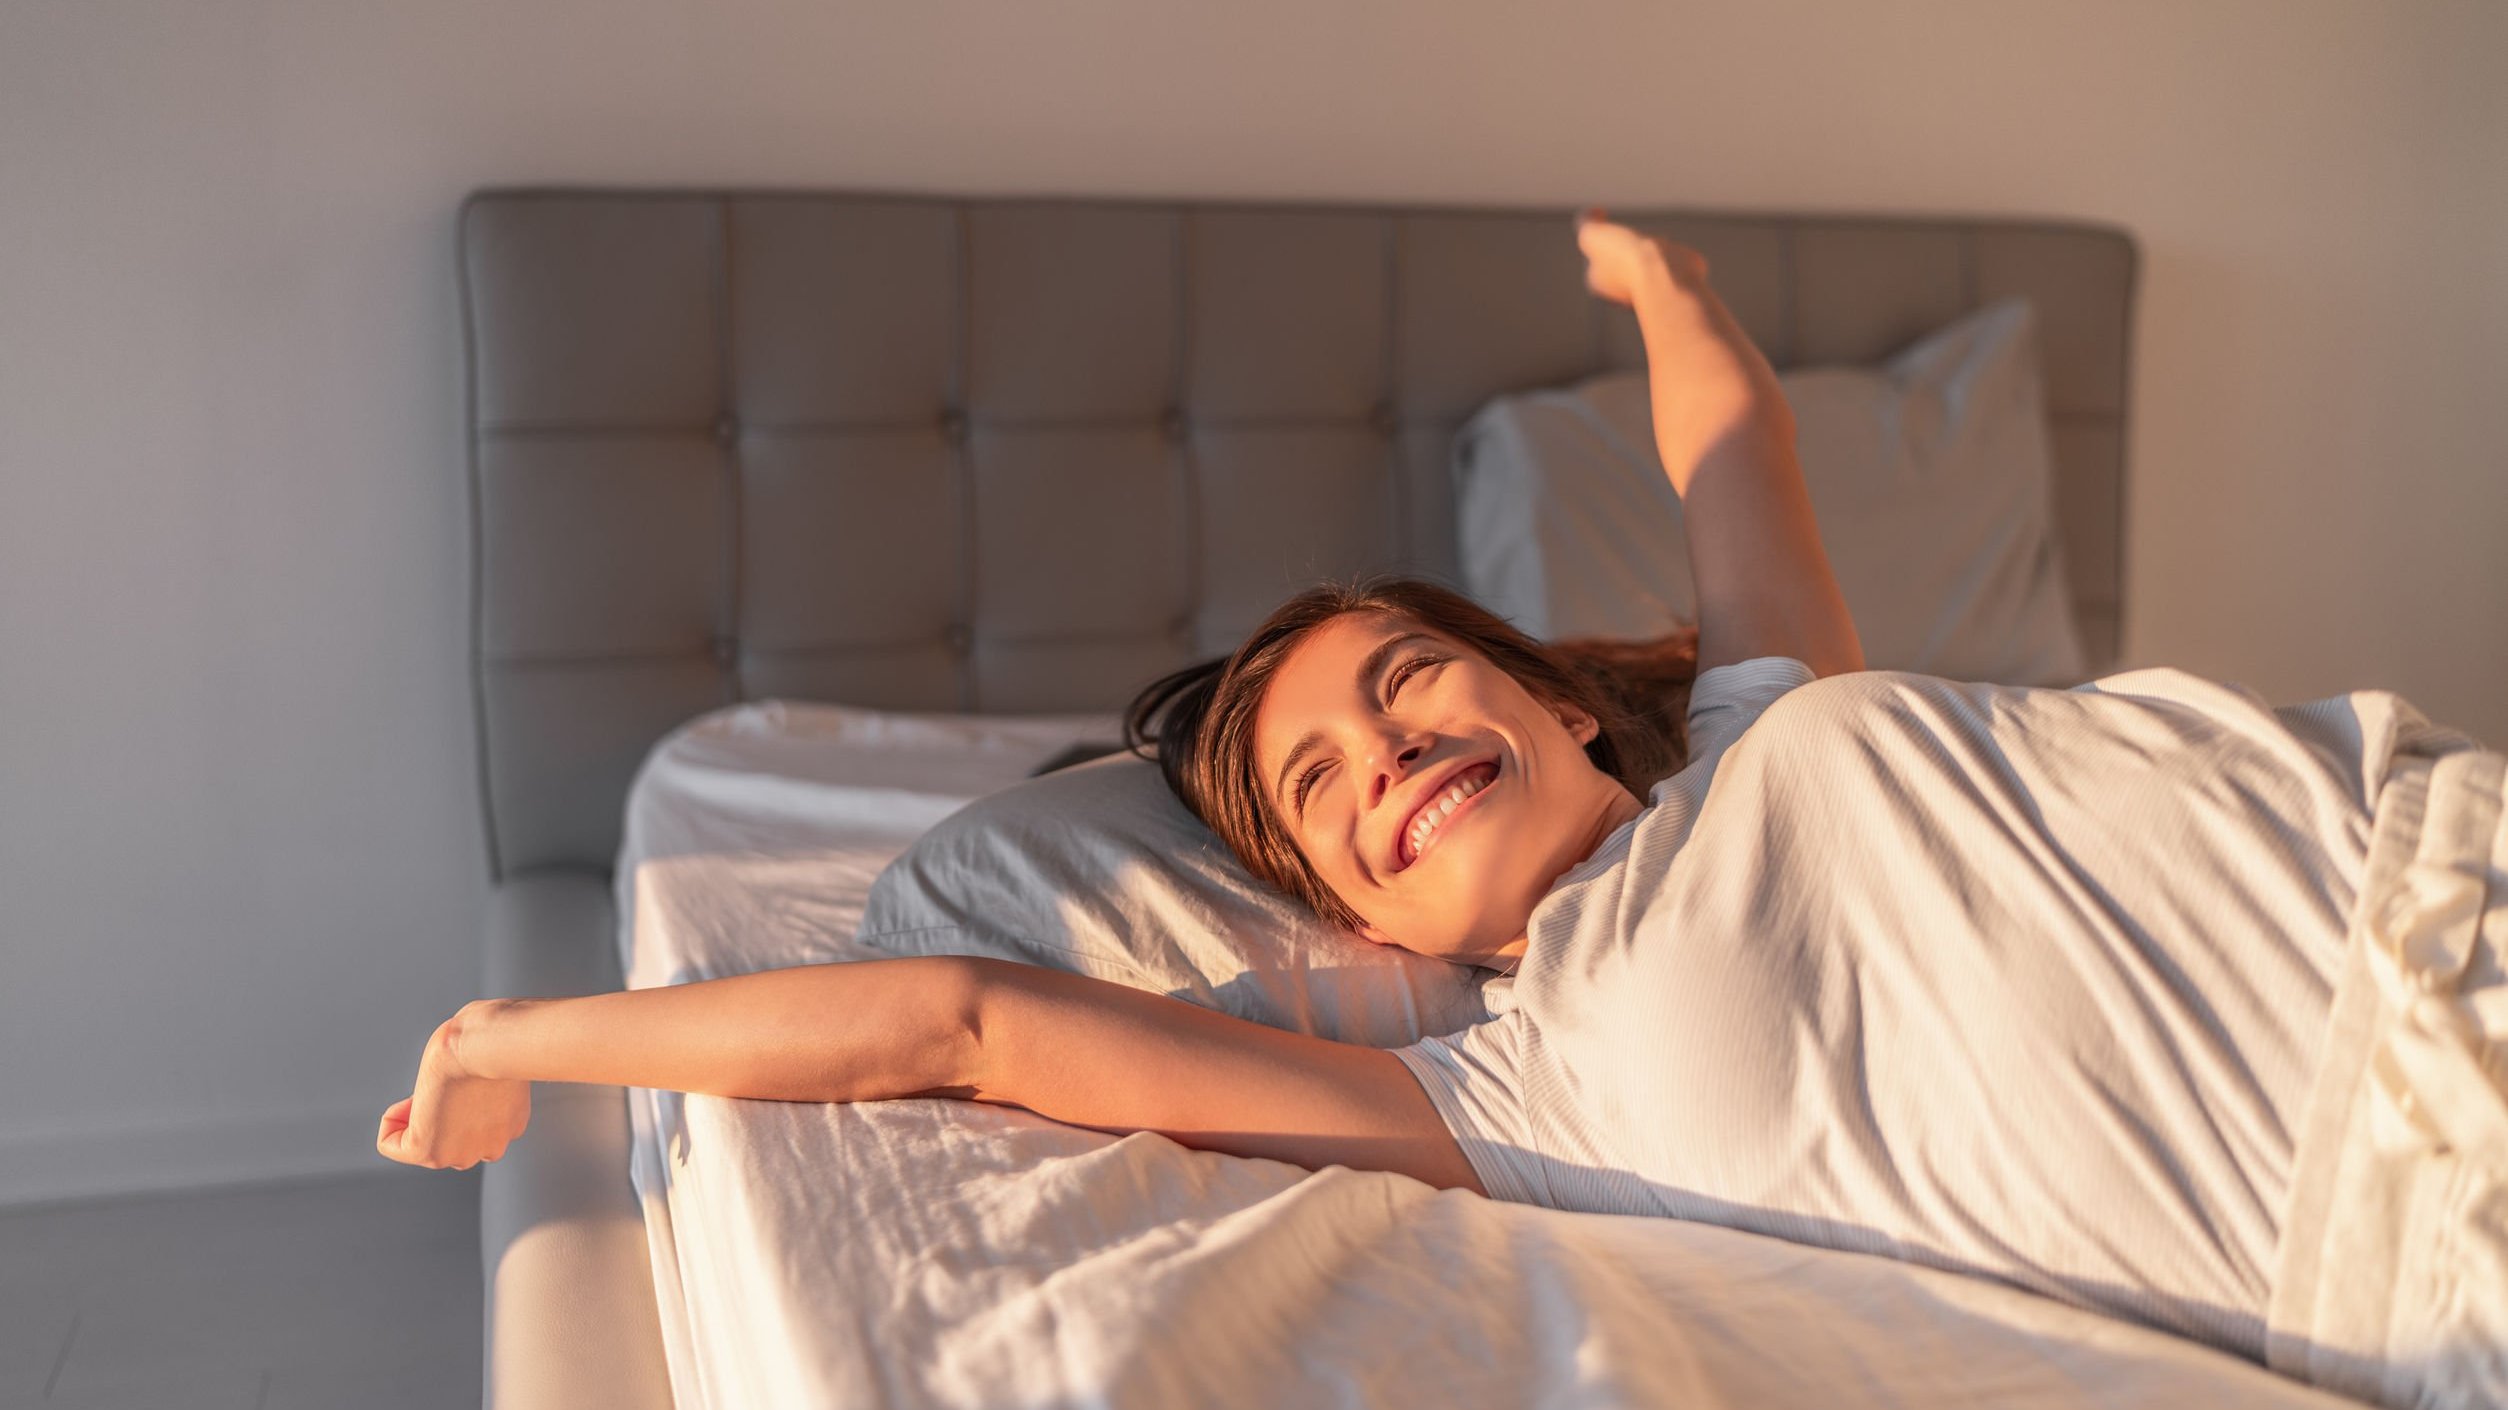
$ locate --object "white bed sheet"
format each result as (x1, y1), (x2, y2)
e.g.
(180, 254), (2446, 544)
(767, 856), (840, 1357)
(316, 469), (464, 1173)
(615, 701), (2355, 1409)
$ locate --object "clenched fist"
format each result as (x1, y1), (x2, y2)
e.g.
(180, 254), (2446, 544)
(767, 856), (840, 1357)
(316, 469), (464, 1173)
(378, 1002), (531, 1171)
(1573, 207), (1793, 487)
(1573, 206), (1710, 306)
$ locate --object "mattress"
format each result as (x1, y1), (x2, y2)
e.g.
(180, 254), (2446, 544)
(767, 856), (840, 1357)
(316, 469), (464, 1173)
(613, 701), (2352, 1409)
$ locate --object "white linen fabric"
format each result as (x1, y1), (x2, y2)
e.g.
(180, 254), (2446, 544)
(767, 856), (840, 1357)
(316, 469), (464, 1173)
(614, 700), (1119, 1408)
(613, 700), (1119, 989)
(1395, 656), (2498, 1402)
(2265, 741), (2508, 1410)
(856, 751), (1490, 1047)
(616, 694), (2356, 1409)
(1454, 299), (2089, 684)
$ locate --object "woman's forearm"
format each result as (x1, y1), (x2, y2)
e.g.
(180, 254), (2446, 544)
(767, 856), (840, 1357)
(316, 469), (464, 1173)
(1630, 252), (1864, 679)
(453, 955), (986, 1104)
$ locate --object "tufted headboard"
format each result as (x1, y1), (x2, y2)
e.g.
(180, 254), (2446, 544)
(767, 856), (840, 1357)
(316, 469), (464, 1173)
(461, 190), (2135, 879)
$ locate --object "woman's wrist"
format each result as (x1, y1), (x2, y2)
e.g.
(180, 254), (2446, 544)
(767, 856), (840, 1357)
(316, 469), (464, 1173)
(443, 998), (514, 1081)
(1630, 239), (1727, 322)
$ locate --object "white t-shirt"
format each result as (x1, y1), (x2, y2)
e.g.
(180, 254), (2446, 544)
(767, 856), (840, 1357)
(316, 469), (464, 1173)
(1393, 657), (2436, 1359)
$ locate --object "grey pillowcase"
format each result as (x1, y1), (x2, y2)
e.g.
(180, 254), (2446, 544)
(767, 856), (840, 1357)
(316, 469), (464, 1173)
(856, 753), (1492, 1048)
(1455, 298), (2088, 687)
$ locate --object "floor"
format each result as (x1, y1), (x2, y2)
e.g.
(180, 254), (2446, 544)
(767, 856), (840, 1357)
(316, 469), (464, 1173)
(0, 1169), (481, 1410)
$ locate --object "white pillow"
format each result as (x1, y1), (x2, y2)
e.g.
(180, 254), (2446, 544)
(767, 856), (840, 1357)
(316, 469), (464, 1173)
(856, 752), (1492, 1048)
(1454, 299), (2087, 686)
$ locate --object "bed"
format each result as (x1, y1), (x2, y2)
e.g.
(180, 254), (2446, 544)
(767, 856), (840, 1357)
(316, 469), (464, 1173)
(454, 189), (2286, 1408)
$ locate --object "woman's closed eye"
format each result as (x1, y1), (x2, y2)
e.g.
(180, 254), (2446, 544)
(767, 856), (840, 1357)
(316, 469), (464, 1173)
(1389, 653), (1445, 700)
(1293, 759), (1330, 815)
(1291, 652), (1448, 817)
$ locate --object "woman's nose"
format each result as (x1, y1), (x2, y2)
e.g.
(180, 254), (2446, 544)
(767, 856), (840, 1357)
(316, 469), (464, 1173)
(1364, 739), (1427, 810)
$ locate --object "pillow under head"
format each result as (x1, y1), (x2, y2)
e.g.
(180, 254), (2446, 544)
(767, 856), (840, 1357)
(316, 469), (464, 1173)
(856, 752), (1491, 1048)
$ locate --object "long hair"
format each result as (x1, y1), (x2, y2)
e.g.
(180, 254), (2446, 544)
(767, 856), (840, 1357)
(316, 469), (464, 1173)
(1124, 576), (1698, 932)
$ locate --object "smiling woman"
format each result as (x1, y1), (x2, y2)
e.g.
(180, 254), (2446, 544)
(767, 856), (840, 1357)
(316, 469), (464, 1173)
(1122, 581), (1705, 969)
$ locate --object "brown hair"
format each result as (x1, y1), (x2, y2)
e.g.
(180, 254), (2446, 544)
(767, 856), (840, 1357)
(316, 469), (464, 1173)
(1124, 576), (1698, 932)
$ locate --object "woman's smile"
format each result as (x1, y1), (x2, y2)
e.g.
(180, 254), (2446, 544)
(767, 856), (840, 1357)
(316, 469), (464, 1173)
(1396, 759), (1502, 870)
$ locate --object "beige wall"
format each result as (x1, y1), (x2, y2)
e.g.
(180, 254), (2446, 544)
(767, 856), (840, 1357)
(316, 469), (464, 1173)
(2, 0), (2501, 1202)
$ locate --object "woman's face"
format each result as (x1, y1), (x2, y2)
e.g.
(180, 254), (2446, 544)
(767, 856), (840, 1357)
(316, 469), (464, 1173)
(1251, 611), (1643, 968)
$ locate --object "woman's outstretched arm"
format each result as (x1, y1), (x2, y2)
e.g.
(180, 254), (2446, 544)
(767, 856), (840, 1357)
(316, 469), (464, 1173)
(1575, 212), (1864, 679)
(966, 960), (1480, 1189)
(377, 956), (1483, 1196)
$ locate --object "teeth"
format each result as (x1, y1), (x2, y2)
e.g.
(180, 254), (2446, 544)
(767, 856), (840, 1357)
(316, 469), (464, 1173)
(1404, 769), (1492, 864)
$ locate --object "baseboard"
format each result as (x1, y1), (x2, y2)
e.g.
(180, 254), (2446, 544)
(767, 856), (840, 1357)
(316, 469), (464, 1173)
(0, 1103), (395, 1210)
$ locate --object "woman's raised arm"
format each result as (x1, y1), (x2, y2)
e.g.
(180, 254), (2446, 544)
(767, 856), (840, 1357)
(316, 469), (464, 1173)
(377, 957), (1482, 1196)
(1575, 212), (1864, 679)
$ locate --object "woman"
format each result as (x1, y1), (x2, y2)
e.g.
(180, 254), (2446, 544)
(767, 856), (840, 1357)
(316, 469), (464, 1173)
(383, 215), (2505, 1408)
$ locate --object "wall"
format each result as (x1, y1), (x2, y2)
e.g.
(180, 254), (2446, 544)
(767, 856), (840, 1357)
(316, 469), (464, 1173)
(2, 0), (2501, 1204)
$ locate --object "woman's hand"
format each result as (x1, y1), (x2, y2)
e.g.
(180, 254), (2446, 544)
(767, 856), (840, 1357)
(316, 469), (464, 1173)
(1573, 208), (1793, 489)
(377, 1001), (531, 1171)
(1574, 206), (1709, 307)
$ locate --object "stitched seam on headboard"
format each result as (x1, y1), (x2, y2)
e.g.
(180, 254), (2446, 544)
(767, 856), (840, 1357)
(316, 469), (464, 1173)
(715, 198), (745, 705)
(952, 203), (978, 710)
(1587, 215), (1608, 372)
(1173, 208), (1203, 658)
(1780, 225), (1801, 366)
(2112, 234), (2141, 658)
(1383, 216), (1407, 568)
(457, 196), (505, 883)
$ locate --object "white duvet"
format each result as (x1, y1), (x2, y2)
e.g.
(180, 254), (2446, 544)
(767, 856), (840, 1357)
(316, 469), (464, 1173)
(615, 701), (2354, 1409)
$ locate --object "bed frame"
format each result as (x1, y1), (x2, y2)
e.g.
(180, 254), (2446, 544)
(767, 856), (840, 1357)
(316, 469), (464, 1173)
(459, 188), (2137, 1408)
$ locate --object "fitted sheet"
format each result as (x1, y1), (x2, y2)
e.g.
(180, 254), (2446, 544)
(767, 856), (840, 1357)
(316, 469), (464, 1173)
(614, 700), (2353, 1409)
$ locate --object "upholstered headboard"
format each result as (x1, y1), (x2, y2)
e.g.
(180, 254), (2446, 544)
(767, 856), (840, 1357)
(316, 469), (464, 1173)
(461, 190), (2135, 879)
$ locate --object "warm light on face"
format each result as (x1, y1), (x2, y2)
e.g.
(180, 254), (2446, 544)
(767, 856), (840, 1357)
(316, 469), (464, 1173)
(1251, 612), (1637, 968)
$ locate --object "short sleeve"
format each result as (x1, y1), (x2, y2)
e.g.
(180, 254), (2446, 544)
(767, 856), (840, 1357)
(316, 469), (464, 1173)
(1647, 656), (1817, 813)
(1684, 656), (1818, 764)
(1390, 1012), (1549, 1206)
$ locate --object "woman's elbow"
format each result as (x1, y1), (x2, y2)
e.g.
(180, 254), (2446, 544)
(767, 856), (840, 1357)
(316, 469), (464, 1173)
(946, 955), (1023, 1102)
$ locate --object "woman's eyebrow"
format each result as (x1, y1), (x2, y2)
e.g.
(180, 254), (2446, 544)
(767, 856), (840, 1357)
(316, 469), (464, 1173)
(1271, 631), (1430, 813)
